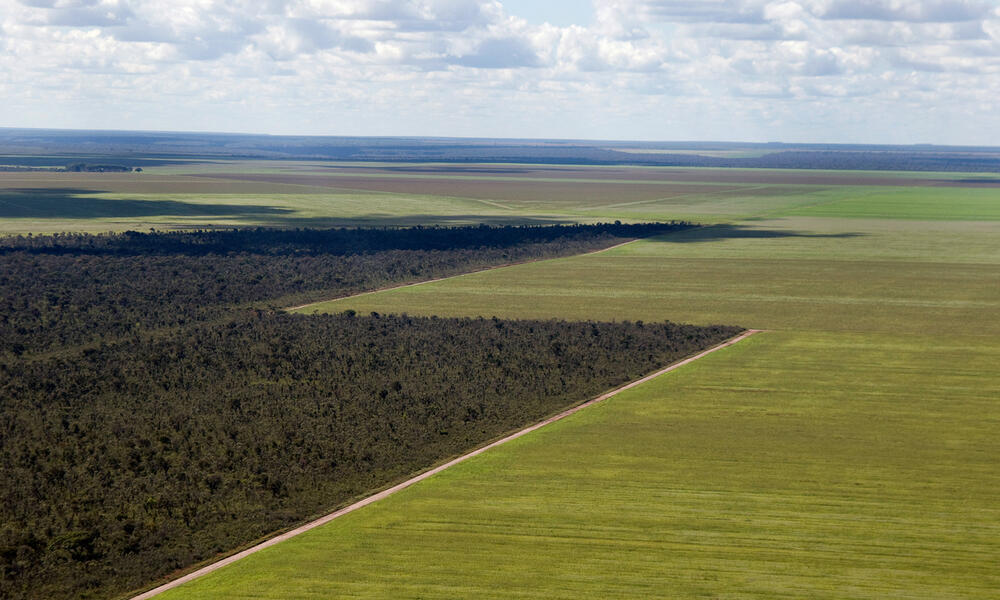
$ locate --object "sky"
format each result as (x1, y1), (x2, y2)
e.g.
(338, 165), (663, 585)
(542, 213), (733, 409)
(1, 0), (998, 144)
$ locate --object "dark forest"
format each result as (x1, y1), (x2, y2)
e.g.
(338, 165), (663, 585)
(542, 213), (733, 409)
(0, 222), (689, 356)
(0, 224), (739, 599)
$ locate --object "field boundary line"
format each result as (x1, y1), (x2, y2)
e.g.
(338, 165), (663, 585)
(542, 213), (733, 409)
(284, 238), (639, 312)
(129, 328), (760, 600)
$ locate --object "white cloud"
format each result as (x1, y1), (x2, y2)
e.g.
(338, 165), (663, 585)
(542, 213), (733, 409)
(0, 0), (997, 143)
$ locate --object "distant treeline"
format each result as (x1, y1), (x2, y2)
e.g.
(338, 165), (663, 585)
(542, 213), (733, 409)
(312, 146), (1000, 173)
(0, 162), (138, 172)
(0, 166), (64, 172)
(685, 150), (1000, 173)
(1, 128), (998, 172)
(1, 222), (681, 256)
(0, 312), (740, 600)
(64, 162), (135, 173)
(0, 222), (690, 356)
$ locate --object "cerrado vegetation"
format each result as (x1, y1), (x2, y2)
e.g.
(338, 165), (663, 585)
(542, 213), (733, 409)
(0, 223), (740, 600)
(1, 222), (689, 356)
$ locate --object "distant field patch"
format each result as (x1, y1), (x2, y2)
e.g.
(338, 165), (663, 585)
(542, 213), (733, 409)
(0, 172), (338, 195)
(784, 186), (1000, 220)
(191, 172), (761, 206)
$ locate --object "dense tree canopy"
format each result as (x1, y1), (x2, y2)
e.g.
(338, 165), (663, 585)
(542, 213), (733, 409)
(1, 312), (739, 599)
(0, 222), (690, 356)
(0, 223), (739, 599)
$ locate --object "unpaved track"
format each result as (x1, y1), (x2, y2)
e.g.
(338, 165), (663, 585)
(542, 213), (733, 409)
(284, 238), (639, 312)
(130, 328), (761, 600)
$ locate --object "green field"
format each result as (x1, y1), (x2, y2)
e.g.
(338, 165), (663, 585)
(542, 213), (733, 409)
(140, 168), (1000, 598)
(298, 216), (1000, 337)
(157, 332), (1000, 599)
(784, 187), (1000, 221)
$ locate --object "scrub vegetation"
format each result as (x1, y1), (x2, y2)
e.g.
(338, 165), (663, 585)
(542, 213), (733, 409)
(0, 222), (685, 356)
(0, 221), (735, 600)
(1, 312), (737, 600)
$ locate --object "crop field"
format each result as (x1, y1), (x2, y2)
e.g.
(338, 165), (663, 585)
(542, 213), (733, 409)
(150, 168), (1000, 598)
(159, 332), (1000, 599)
(298, 217), (1000, 337)
(2, 162), (998, 234)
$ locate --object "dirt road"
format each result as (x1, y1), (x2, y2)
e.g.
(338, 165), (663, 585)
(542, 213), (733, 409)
(130, 328), (760, 599)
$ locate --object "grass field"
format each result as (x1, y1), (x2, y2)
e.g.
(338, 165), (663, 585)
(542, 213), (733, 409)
(297, 216), (1000, 336)
(156, 332), (1000, 599)
(140, 166), (1000, 598)
(784, 187), (1000, 220)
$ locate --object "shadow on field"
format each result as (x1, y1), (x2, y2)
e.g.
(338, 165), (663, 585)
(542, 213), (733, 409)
(0, 188), (293, 219)
(651, 223), (865, 243)
(322, 165), (541, 175)
(937, 179), (1000, 187)
(271, 214), (574, 228)
(0, 188), (573, 228)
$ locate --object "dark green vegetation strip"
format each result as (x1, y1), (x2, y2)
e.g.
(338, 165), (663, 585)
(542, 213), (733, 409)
(0, 222), (739, 600)
(0, 222), (686, 357)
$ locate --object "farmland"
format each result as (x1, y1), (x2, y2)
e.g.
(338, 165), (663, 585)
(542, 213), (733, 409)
(159, 332), (1000, 599)
(3, 161), (998, 234)
(1, 157), (998, 599)
(158, 165), (999, 598)
(298, 216), (1000, 336)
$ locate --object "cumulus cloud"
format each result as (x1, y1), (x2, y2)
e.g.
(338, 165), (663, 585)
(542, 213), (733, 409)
(1, 0), (998, 143)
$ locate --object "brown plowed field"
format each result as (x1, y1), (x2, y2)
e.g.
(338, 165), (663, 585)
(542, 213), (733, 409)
(193, 173), (755, 203)
(283, 164), (995, 186)
(0, 173), (337, 195)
